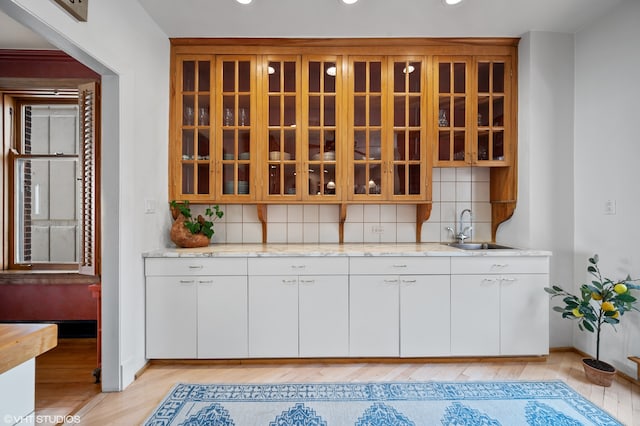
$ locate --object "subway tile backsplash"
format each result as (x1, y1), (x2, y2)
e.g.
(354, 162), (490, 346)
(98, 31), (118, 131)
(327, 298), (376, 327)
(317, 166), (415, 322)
(190, 167), (492, 245)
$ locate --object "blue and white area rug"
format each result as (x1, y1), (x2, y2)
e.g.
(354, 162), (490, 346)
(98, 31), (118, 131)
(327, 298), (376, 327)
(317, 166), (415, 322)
(143, 380), (621, 425)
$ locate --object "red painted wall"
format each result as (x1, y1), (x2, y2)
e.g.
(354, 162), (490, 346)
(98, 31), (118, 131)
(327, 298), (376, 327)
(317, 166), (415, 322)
(0, 284), (97, 320)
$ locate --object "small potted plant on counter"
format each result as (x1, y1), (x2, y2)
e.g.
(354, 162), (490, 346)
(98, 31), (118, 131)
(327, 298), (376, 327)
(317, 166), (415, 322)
(545, 254), (639, 386)
(169, 200), (223, 248)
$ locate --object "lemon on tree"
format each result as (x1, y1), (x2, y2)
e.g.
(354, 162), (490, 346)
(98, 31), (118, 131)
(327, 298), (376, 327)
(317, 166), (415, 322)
(614, 283), (627, 294)
(601, 301), (615, 312)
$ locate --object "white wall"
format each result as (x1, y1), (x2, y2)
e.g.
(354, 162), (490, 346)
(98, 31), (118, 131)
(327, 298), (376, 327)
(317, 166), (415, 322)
(499, 31), (575, 348)
(573, 0), (640, 378)
(0, 0), (170, 390)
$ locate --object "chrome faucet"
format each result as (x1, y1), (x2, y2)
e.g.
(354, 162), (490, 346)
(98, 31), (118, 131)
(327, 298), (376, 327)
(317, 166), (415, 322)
(446, 209), (473, 243)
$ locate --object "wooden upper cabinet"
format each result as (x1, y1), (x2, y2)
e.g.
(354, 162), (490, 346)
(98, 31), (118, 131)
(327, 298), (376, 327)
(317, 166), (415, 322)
(216, 56), (256, 200)
(348, 57), (429, 202)
(475, 57), (512, 166)
(262, 56), (301, 200)
(169, 40), (518, 204)
(303, 56), (342, 201)
(434, 55), (513, 167)
(172, 55), (215, 201)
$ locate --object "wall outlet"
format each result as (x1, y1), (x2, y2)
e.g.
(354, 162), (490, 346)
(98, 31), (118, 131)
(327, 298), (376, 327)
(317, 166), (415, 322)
(371, 225), (384, 234)
(604, 199), (616, 215)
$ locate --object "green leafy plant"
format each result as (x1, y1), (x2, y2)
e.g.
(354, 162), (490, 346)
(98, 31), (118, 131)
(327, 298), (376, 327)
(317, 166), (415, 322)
(545, 254), (639, 368)
(170, 200), (223, 239)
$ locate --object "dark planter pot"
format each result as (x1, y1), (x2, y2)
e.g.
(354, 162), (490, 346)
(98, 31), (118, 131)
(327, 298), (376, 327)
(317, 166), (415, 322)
(582, 358), (616, 387)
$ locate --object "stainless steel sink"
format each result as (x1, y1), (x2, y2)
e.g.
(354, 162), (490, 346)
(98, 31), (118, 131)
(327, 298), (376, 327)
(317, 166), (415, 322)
(443, 242), (516, 250)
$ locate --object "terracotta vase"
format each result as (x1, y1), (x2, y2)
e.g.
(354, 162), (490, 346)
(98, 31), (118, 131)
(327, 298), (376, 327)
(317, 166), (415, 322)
(582, 358), (616, 387)
(170, 214), (210, 248)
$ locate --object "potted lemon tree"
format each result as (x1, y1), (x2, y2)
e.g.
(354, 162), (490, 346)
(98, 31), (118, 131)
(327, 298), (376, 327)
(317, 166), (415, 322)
(545, 254), (639, 386)
(169, 200), (223, 248)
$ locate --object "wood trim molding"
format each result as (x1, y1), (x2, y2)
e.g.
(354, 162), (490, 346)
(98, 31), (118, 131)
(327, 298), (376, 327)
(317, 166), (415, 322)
(0, 49), (99, 80)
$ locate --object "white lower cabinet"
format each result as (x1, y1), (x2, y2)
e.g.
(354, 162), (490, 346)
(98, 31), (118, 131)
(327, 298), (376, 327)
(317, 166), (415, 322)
(450, 256), (549, 356)
(299, 276), (349, 357)
(146, 276), (248, 359)
(146, 276), (198, 358)
(197, 276), (248, 358)
(350, 276), (400, 357)
(450, 275), (500, 356)
(350, 275), (451, 357)
(145, 257), (248, 359)
(145, 253), (549, 359)
(349, 257), (452, 357)
(248, 257), (349, 358)
(400, 275), (451, 357)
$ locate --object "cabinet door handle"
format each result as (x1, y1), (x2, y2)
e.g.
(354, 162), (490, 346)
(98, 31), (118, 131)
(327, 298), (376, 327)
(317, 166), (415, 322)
(179, 280), (195, 285)
(401, 279), (417, 284)
(291, 265), (306, 270)
(299, 279), (315, 284)
(188, 265), (204, 270)
(501, 277), (517, 283)
(282, 279), (298, 284)
(482, 278), (497, 284)
(384, 279), (399, 284)
(392, 264), (408, 268)
(491, 264), (508, 270)
(198, 280), (214, 285)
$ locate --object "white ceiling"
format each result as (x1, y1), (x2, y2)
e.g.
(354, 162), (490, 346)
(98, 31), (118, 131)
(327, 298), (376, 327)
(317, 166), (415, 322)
(0, 0), (622, 50)
(137, 0), (622, 38)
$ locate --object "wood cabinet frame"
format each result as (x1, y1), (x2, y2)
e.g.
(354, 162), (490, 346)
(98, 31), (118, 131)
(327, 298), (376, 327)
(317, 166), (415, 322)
(169, 38), (519, 243)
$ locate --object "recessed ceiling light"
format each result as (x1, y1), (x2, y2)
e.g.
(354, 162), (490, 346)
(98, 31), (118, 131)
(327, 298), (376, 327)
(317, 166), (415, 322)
(443, 0), (463, 5)
(341, 0), (358, 4)
(236, 0), (252, 4)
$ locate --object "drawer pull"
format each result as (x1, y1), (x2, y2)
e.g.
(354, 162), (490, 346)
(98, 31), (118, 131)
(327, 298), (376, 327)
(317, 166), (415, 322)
(384, 279), (399, 284)
(392, 264), (408, 268)
(291, 265), (306, 269)
(198, 280), (214, 284)
(282, 279), (298, 284)
(401, 279), (417, 284)
(482, 278), (497, 284)
(300, 279), (315, 284)
(491, 264), (508, 269)
(188, 265), (204, 270)
(501, 277), (517, 283)
(179, 280), (195, 284)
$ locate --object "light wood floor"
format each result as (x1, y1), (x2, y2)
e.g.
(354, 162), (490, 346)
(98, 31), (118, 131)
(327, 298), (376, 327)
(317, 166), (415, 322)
(35, 338), (101, 426)
(37, 340), (640, 425)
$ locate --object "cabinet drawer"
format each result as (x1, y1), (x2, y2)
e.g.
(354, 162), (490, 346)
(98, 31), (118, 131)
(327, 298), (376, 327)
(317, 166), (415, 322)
(350, 257), (450, 275)
(145, 257), (247, 276)
(248, 257), (348, 275)
(451, 256), (549, 275)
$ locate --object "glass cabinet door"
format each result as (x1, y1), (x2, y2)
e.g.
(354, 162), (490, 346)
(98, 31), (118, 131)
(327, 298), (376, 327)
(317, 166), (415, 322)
(435, 57), (470, 166)
(389, 58), (425, 199)
(349, 57), (385, 200)
(217, 56), (255, 198)
(476, 58), (510, 165)
(265, 57), (300, 199)
(303, 57), (340, 199)
(178, 56), (213, 198)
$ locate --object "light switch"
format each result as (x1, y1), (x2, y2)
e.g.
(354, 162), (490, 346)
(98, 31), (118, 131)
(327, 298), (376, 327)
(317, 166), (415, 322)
(145, 199), (157, 214)
(604, 200), (616, 215)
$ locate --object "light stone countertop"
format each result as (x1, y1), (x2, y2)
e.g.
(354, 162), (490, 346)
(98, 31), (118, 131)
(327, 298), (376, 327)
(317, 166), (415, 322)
(143, 243), (552, 258)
